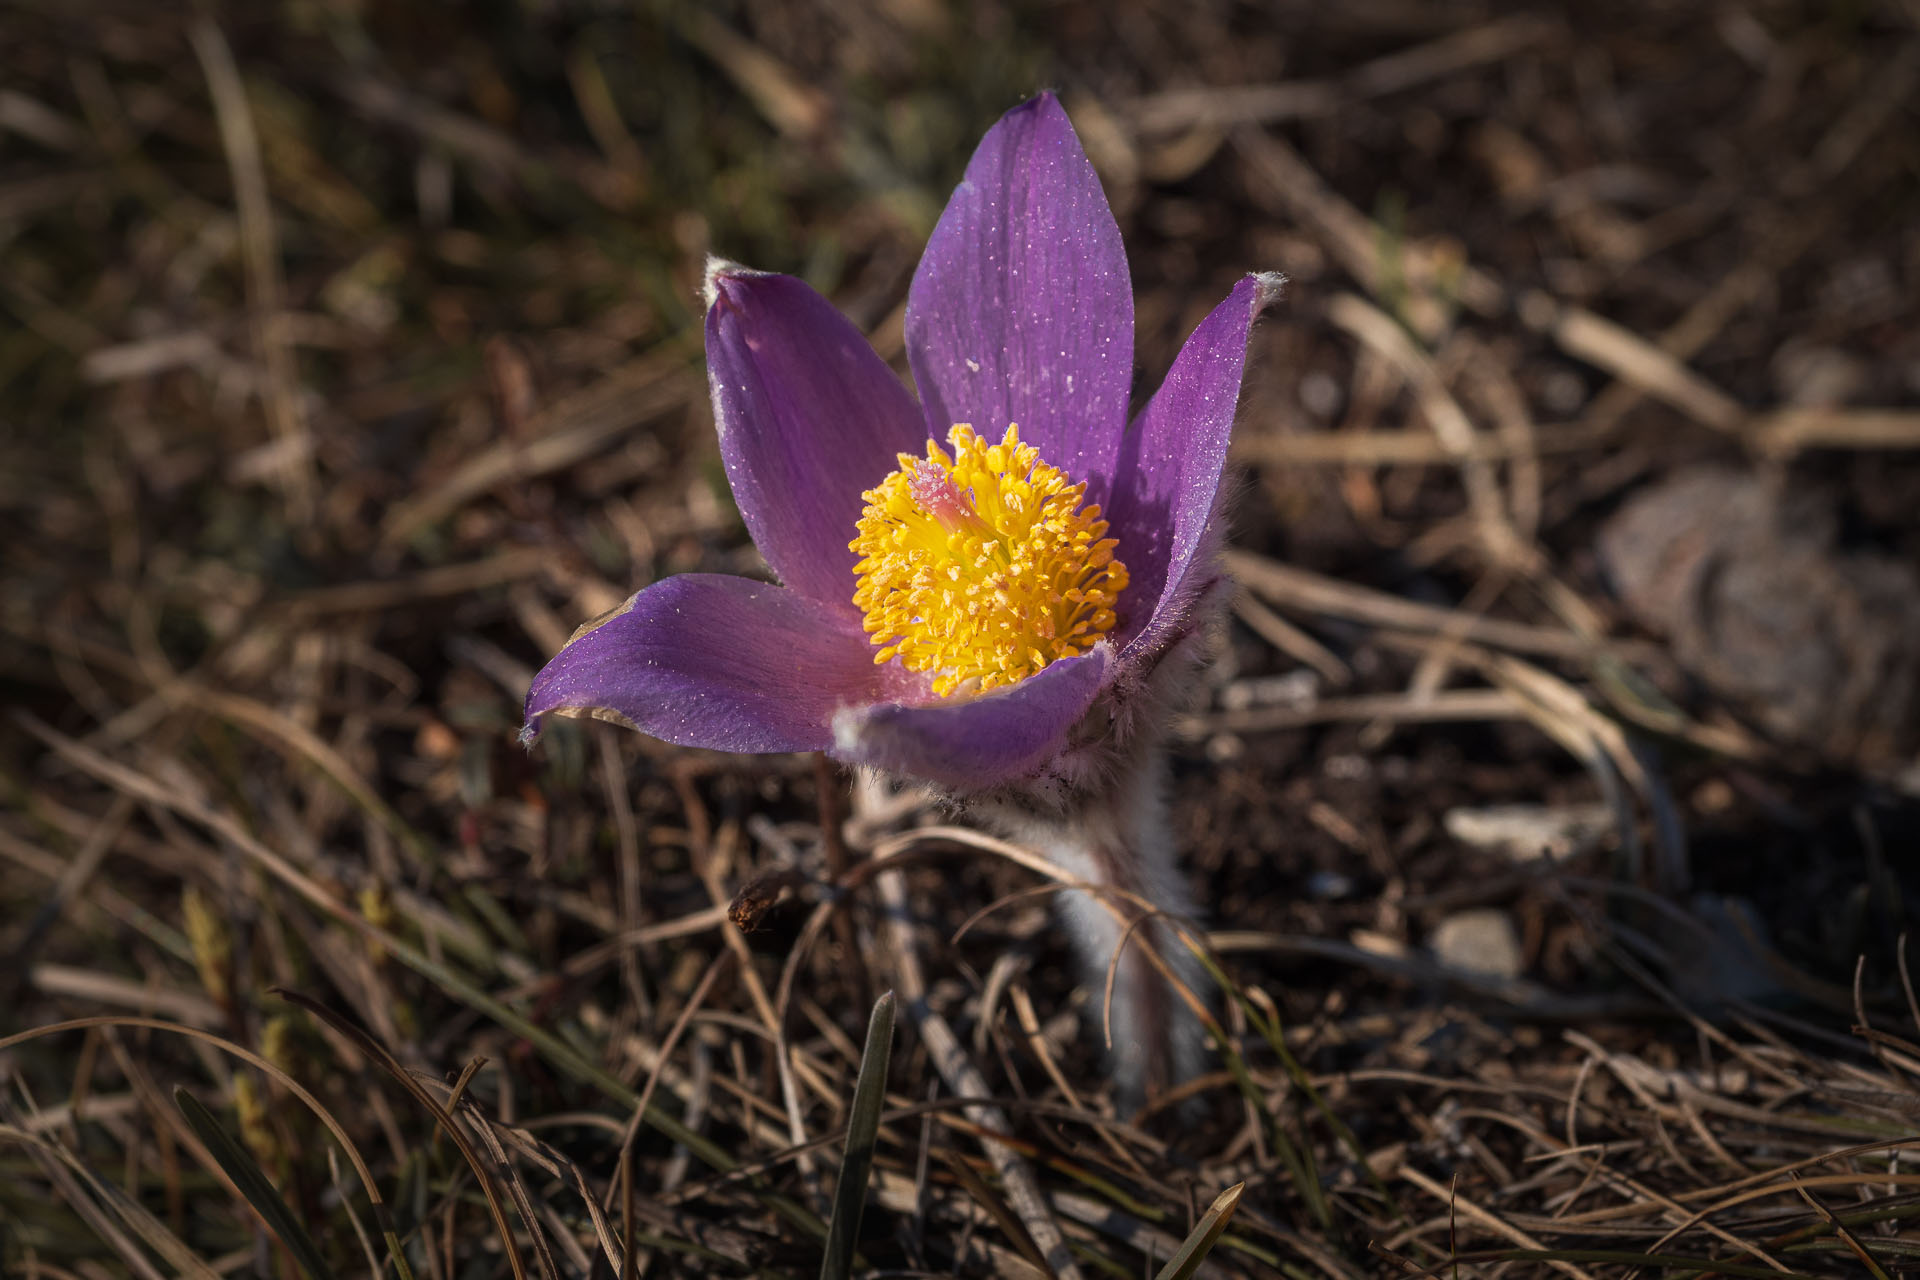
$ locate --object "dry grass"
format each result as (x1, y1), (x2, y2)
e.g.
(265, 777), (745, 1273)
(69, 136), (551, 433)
(4, 1), (1919, 1276)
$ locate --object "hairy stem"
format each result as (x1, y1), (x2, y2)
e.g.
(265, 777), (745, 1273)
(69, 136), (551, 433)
(987, 747), (1208, 1110)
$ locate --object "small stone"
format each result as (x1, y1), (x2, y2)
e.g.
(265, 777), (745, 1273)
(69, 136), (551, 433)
(1431, 909), (1524, 980)
(1306, 869), (1355, 900)
(1541, 367), (1587, 415)
(1204, 733), (1244, 763)
(1443, 802), (1613, 862)
(1597, 466), (1920, 767)
(1323, 753), (1370, 780)
(1299, 370), (1343, 418)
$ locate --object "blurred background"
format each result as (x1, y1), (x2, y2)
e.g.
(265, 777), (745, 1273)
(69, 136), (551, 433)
(4, 1), (1919, 1275)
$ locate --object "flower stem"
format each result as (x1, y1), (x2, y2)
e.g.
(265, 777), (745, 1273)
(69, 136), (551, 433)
(990, 747), (1208, 1110)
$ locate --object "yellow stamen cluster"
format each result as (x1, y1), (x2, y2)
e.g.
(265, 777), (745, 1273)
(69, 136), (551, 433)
(850, 424), (1127, 697)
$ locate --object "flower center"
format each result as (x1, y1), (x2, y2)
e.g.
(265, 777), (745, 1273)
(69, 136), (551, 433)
(849, 424), (1128, 697)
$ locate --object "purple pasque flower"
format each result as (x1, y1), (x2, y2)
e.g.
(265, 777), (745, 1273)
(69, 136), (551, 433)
(522, 92), (1278, 799)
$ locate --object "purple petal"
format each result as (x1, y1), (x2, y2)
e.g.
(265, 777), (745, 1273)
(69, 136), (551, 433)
(1109, 274), (1281, 655)
(905, 93), (1132, 499)
(523, 574), (928, 753)
(706, 265), (926, 611)
(831, 646), (1110, 791)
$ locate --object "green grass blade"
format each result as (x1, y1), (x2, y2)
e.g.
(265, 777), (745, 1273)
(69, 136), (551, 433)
(174, 1087), (337, 1280)
(1154, 1182), (1244, 1280)
(819, 990), (895, 1280)
(1190, 950), (1330, 1230)
(0, 1120), (222, 1280)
